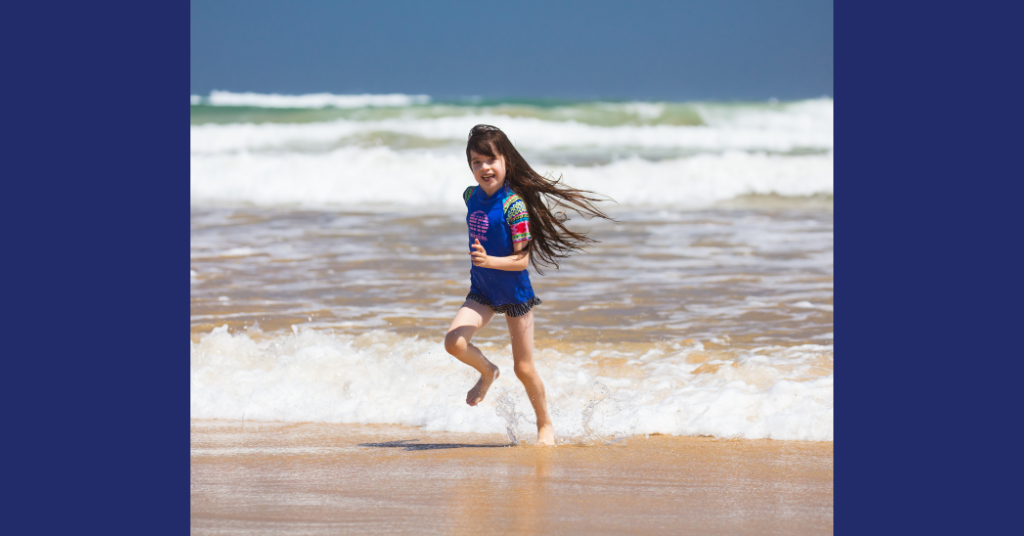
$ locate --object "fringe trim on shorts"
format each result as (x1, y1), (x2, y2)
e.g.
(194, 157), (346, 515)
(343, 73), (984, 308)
(466, 292), (542, 317)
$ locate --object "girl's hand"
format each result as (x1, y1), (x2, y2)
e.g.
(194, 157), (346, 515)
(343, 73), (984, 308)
(470, 239), (490, 267)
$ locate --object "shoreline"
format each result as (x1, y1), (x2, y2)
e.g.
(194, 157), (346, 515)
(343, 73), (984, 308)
(192, 420), (833, 535)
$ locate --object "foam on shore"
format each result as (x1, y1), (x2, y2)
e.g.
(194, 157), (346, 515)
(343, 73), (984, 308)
(190, 326), (833, 441)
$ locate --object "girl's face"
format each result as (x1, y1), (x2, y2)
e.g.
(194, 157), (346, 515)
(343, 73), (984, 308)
(469, 149), (506, 195)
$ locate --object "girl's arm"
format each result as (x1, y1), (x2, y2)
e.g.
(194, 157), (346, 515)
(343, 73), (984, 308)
(470, 239), (529, 271)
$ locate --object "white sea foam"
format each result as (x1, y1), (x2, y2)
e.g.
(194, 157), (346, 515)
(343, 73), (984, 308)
(619, 102), (666, 120)
(189, 98), (832, 209)
(190, 145), (831, 208)
(698, 98), (834, 132)
(190, 326), (833, 441)
(203, 90), (431, 109)
(190, 111), (831, 155)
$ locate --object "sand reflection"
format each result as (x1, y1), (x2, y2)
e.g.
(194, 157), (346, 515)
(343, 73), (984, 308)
(446, 447), (552, 536)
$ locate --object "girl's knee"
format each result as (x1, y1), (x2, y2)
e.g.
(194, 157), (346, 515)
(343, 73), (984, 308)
(514, 361), (535, 379)
(444, 331), (467, 356)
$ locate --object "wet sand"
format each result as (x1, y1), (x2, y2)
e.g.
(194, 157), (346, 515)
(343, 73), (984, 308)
(191, 420), (833, 535)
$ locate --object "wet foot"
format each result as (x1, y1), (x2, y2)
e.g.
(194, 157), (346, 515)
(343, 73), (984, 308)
(466, 364), (499, 406)
(536, 423), (555, 446)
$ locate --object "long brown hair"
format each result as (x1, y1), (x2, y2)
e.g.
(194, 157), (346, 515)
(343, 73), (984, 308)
(467, 124), (616, 274)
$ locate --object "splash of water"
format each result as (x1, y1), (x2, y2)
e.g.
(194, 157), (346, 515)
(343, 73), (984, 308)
(495, 391), (522, 446)
(580, 382), (611, 443)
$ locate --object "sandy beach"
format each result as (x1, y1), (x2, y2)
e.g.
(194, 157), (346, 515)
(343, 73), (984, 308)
(191, 420), (832, 535)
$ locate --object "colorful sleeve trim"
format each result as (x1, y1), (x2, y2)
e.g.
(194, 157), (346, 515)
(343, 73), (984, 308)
(463, 186), (477, 205)
(511, 221), (531, 243)
(503, 193), (531, 242)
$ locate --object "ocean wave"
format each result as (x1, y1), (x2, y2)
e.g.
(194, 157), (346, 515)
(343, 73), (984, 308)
(190, 110), (832, 155)
(190, 326), (833, 441)
(698, 98), (833, 131)
(195, 90), (431, 109)
(189, 98), (832, 209)
(189, 145), (831, 209)
(190, 95), (832, 130)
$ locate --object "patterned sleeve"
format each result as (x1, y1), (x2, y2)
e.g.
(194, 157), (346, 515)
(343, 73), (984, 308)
(463, 186), (476, 205)
(502, 193), (531, 243)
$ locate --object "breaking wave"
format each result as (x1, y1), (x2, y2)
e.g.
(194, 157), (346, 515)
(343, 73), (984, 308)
(190, 326), (833, 441)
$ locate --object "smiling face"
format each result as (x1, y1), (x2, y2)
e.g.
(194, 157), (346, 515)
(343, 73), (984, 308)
(469, 148), (506, 196)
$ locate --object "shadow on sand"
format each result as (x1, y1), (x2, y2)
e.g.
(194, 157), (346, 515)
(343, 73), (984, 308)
(358, 439), (514, 451)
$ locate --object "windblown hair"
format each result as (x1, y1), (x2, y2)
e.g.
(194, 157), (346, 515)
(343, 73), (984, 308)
(467, 124), (616, 274)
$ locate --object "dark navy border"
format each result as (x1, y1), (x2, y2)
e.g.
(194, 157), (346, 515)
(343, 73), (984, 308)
(6, 3), (184, 535)
(6, 1), (1017, 534)
(840, 3), (1017, 534)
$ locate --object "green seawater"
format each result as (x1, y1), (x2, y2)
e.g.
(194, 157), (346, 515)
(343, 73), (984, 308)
(187, 99), (762, 127)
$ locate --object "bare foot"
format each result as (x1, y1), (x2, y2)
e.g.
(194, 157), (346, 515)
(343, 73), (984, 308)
(536, 423), (555, 446)
(466, 365), (499, 406)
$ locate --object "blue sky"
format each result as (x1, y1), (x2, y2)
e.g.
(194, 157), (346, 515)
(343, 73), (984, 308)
(191, 0), (832, 101)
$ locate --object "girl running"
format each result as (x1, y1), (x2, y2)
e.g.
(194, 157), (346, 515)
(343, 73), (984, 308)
(443, 124), (614, 445)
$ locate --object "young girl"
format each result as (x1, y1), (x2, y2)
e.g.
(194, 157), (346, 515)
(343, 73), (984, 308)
(443, 124), (613, 446)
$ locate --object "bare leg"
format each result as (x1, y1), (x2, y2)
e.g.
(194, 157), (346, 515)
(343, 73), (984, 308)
(505, 311), (554, 445)
(444, 300), (499, 406)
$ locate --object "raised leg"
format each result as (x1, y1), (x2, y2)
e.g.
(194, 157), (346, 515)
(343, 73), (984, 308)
(505, 311), (554, 445)
(444, 300), (499, 406)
